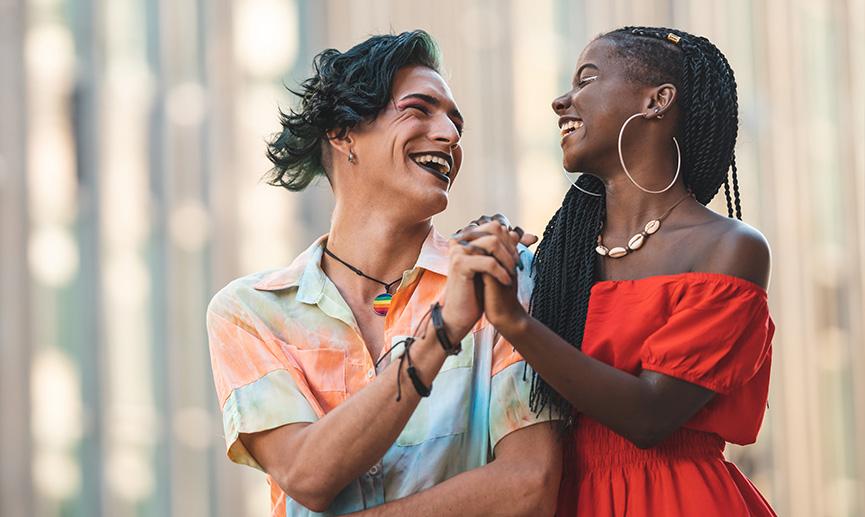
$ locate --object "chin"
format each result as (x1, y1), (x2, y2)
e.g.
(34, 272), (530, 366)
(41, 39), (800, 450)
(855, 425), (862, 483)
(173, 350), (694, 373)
(424, 190), (449, 217)
(563, 145), (602, 174)
(417, 174), (451, 210)
(563, 152), (583, 173)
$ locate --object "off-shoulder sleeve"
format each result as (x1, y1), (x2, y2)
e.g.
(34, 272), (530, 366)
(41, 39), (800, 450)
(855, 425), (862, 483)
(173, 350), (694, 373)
(640, 278), (773, 395)
(207, 282), (320, 470)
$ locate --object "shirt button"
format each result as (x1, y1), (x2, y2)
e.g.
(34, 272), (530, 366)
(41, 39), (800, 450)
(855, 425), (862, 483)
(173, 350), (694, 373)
(367, 369), (374, 379)
(368, 465), (380, 476)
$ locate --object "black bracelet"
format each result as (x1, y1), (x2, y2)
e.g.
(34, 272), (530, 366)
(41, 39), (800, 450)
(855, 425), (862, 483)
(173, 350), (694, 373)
(406, 365), (431, 398)
(430, 302), (461, 356)
(395, 337), (431, 400)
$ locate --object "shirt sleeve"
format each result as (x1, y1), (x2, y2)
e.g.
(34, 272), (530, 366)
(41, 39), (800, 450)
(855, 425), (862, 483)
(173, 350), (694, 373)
(206, 282), (320, 470)
(488, 350), (558, 454)
(487, 245), (559, 452)
(640, 279), (774, 395)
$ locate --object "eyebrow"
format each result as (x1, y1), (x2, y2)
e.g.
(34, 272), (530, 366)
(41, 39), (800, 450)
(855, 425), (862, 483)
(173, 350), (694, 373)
(398, 93), (464, 126)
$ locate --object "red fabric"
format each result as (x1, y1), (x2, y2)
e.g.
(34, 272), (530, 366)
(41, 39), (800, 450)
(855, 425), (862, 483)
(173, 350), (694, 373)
(557, 273), (776, 516)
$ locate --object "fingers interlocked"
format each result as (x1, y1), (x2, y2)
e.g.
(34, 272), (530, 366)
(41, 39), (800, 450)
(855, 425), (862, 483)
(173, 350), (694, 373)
(448, 221), (520, 286)
(454, 213), (538, 248)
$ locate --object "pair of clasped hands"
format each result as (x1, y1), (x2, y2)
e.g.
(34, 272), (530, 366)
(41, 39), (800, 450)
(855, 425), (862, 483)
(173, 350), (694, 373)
(440, 214), (539, 343)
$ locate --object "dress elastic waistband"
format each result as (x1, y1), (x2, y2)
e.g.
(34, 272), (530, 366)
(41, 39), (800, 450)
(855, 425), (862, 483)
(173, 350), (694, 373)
(570, 418), (725, 472)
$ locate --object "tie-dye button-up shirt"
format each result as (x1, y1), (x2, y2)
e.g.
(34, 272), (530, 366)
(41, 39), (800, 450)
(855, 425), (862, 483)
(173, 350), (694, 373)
(207, 228), (552, 516)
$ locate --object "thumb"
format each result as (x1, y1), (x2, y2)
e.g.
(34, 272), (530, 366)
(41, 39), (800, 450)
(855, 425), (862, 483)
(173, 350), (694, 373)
(511, 226), (539, 247)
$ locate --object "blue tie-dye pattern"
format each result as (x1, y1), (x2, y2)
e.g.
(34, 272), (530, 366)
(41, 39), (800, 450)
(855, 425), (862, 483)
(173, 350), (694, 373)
(211, 233), (554, 516)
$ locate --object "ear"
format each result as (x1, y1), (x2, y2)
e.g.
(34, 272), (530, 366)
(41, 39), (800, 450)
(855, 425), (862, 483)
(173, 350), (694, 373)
(325, 127), (355, 162)
(644, 83), (677, 119)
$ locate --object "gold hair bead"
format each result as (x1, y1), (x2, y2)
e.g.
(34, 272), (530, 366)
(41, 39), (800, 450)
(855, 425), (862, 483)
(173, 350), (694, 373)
(666, 33), (681, 44)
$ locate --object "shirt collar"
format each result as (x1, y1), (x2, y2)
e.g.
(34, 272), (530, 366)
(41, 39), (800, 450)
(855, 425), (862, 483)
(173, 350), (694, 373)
(414, 227), (449, 276)
(252, 235), (327, 293)
(252, 227), (450, 293)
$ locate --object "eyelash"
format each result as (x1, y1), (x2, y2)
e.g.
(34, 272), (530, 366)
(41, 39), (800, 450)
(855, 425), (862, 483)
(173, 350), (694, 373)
(406, 104), (464, 136)
(577, 76), (597, 88)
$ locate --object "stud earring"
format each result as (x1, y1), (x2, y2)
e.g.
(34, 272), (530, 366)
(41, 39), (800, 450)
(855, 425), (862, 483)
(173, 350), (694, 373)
(348, 150), (356, 164)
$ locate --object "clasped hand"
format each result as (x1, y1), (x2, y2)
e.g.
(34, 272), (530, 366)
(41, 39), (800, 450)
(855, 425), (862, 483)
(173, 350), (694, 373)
(440, 214), (538, 341)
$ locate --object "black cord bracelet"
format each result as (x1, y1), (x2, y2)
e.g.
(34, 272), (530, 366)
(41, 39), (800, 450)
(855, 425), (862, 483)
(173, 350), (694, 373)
(430, 302), (461, 356)
(405, 348), (432, 398)
(395, 337), (432, 400)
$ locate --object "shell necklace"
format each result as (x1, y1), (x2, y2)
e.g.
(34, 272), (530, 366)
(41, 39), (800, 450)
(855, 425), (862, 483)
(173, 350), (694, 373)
(323, 246), (401, 316)
(596, 192), (692, 259)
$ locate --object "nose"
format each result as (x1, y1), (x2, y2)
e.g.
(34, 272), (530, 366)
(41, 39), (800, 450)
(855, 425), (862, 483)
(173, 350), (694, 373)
(430, 114), (461, 148)
(552, 91), (572, 114)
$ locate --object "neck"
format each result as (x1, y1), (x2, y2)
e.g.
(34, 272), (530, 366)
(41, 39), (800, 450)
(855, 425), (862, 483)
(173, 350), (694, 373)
(324, 201), (432, 300)
(599, 152), (689, 238)
(590, 125), (690, 236)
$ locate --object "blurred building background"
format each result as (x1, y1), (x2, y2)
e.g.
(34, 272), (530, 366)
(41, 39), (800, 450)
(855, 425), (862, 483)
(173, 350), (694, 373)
(1, 0), (863, 516)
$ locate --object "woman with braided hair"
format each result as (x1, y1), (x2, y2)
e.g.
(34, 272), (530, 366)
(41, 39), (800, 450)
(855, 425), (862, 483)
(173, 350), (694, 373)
(470, 27), (776, 515)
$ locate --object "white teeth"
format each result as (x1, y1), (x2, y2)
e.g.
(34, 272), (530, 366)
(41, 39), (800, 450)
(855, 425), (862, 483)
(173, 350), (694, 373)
(559, 119), (584, 135)
(412, 154), (451, 173)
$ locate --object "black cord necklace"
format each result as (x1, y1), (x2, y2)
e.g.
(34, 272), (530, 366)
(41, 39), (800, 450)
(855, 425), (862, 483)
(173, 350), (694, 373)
(323, 246), (402, 317)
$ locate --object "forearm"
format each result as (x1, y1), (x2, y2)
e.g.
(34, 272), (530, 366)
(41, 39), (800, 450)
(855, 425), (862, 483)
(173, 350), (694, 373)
(349, 422), (561, 517)
(275, 321), (451, 506)
(500, 317), (699, 445)
(348, 459), (553, 517)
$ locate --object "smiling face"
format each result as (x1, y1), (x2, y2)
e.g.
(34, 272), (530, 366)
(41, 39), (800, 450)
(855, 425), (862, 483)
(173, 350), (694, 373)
(552, 38), (651, 175)
(343, 65), (464, 219)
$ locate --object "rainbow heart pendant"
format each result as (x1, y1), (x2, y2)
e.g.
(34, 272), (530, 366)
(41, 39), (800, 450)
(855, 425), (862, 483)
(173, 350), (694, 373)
(373, 293), (393, 316)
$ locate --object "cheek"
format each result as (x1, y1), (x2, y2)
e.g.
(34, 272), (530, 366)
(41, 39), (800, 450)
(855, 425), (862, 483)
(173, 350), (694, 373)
(452, 149), (463, 172)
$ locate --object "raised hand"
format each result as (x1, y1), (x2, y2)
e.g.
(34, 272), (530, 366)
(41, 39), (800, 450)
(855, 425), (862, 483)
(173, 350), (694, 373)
(455, 213), (539, 247)
(440, 221), (522, 343)
(480, 268), (528, 334)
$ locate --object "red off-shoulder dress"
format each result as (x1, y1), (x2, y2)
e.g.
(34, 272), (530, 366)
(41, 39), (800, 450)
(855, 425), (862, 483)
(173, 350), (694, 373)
(556, 273), (776, 516)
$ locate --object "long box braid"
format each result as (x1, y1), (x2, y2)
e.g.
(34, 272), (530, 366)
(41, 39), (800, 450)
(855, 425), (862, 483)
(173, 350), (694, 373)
(528, 27), (744, 425)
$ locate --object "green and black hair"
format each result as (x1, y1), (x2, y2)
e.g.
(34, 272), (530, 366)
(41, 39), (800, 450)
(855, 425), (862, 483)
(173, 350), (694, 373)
(528, 27), (743, 424)
(266, 30), (442, 191)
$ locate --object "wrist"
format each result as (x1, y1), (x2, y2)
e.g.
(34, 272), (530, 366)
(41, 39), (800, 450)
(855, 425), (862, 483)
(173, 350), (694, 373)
(496, 311), (532, 341)
(430, 302), (463, 355)
(439, 305), (473, 345)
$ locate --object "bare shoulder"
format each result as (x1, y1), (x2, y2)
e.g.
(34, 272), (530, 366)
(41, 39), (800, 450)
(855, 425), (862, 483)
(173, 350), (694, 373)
(694, 217), (771, 289)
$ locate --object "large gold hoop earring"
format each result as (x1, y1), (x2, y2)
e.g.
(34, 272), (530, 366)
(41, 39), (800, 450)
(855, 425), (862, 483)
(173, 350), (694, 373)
(561, 170), (603, 197)
(617, 112), (680, 194)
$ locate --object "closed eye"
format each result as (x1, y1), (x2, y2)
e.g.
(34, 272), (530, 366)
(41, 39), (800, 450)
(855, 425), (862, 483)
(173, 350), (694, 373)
(577, 75), (598, 88)
(407, 104), (430, 115)
(409, 105), (464, 136)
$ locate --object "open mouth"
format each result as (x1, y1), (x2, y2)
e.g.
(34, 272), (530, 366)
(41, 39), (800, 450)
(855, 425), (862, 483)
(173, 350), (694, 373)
(559, 118), (584, 139)
(409, 151), (453, 184)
